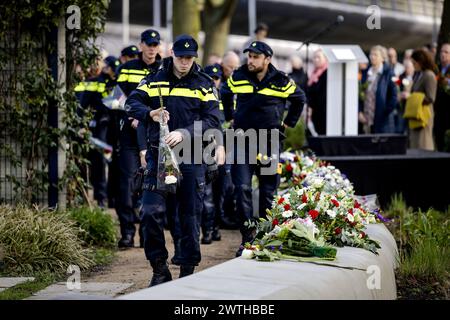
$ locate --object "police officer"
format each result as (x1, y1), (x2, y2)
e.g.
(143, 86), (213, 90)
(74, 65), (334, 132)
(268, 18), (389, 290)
(126, 34), (221, 286)
(221, 41), (306, 256)
(75, 55), (120, 207)
(114, 30), (163, 248)
(119, 45), (139, 64)
(201, 64), (226, 244)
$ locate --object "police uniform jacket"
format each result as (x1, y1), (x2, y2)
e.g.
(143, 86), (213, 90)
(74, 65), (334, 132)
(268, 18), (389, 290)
(75, 72), (116, 124)
(220, 63), (306, 130)
(116, 53), (162, 151)
(125, 57), (221, 156)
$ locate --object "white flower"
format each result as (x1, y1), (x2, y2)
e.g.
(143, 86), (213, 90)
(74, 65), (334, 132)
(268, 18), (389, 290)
(304, 158), (314, 167)
(111, 99), (120, 109)
(337, 190), (346, 198)
(165, 175), (178, 184)
(326, 210), (336, 219)
(297, 203), (307, 211)
(282, 210), (293, 218)
(241, 249), (255, 259)
(312, 178), (324, 189)
(347, 213), (355, 222)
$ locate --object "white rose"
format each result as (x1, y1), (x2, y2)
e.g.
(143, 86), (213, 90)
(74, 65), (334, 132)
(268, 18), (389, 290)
(241, 249), (255, 259)
(347, 213), (355, 223)
(165, 175), (178, 184)
(326, 210), (336, 219)
(111, 99), (120, 109)
(282, 210), (293, 218)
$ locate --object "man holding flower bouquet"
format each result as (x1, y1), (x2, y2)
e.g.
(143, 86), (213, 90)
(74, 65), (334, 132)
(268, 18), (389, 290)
(126, 35), (221, 286)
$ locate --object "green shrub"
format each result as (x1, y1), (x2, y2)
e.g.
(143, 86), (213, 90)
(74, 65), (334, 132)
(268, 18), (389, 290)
(0, 204), (94, 275)
(283, 119), (306, 151)
(67, 206), (117, 247)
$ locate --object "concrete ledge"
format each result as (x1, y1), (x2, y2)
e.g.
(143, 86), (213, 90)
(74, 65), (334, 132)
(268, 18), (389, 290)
(120, 223), (398, 300)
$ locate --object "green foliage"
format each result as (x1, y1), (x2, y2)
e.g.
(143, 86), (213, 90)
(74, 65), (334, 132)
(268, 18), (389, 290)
(0, 1), (109, 205)
(0, 272), (56, 300)
(385, 195), (449, 298)
(67, 206), (117, 247)
(0, 204), (95, 275)
(283, 119), (306, 151)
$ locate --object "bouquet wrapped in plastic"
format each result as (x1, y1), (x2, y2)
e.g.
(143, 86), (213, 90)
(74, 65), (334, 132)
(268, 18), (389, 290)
(156, 107), (182, 194)
(101, 85), (127, 110)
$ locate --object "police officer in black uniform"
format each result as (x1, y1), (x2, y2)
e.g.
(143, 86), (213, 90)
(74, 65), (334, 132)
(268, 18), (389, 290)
(119, 45), (139, 64)
(221, 41), (306, 256)
(115, 30), (163, 248)
(126, 34), (221, 286)
(75, 55), (120, 207)
(201, 63), (225, 244)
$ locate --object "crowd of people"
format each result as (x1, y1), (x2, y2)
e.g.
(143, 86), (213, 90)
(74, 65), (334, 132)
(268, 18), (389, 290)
(74, 24), (450, 287)
(288, 42), (450, 151)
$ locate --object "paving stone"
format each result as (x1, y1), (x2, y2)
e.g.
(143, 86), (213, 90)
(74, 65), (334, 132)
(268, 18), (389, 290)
(26, 282), (133, 300)
(0, 277), (35, 292)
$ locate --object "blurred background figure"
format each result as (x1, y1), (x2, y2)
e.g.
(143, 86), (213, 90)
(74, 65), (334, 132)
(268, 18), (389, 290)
(403, 49), (414, 62)
(359, 45), (397, 134)
(289, 55), (308, 93)
(306, 49), (328, 135)
(207, 53), (222, 65)
(242, 22), (269, 61)
(388, 47), (405, 77)
(405, 49), (437, 150)
(433, 43), (450, 151)
(119, 45), (139, 64)
(221, 51), (240, 80)
(394, 59), (415, 134)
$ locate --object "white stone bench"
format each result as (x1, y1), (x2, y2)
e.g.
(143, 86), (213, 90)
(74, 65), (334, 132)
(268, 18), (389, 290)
(120, 223), (398, 300)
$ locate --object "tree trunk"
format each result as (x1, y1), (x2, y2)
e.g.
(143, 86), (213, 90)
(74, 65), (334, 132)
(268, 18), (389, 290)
(437, 0), (450, 63)
(202, 0), (238, 66)
(172, 0), (202, 45)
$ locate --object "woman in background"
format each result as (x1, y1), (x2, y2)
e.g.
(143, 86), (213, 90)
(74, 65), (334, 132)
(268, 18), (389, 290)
(403, 49), (437, 150)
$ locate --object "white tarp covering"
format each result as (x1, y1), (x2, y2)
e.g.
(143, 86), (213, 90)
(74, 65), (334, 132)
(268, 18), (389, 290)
(120, 223), (398, 300)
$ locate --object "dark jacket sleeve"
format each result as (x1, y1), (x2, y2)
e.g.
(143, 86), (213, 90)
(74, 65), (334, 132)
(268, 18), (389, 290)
(385, 71), (398, 115)
(125, 82), (153, 123)
(136, 121), (147, 152)
(220, 79), (235, 122)
(284, 81), (306, 128)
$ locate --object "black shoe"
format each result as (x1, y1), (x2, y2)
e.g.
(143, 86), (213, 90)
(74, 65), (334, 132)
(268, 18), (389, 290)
(149, 258), (172, 287)
(179, 265), (195, 278)
(220, 216), (239, 229)
(235, 245), (244, 257)
(201, 231), (212, 244)
(171, 239), (182, 265)
(212, 227), (221, 241)
(118, 234), (134, 249)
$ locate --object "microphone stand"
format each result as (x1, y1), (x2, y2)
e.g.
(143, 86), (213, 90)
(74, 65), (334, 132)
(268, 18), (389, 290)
(297, 16), (344, 77)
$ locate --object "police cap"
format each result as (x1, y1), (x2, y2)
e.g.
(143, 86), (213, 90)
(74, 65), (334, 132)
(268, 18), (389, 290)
(141, 29), (161, 45)
(243, 41), (273, 57)
(204, 63), (223, 79)
(121, 45), (139, 57)
(172, 34), (198, 58)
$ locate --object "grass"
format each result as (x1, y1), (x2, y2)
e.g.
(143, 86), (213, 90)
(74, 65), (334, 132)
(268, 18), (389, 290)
(0, 272), (56, 300)
(385, 194), (449, 299)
